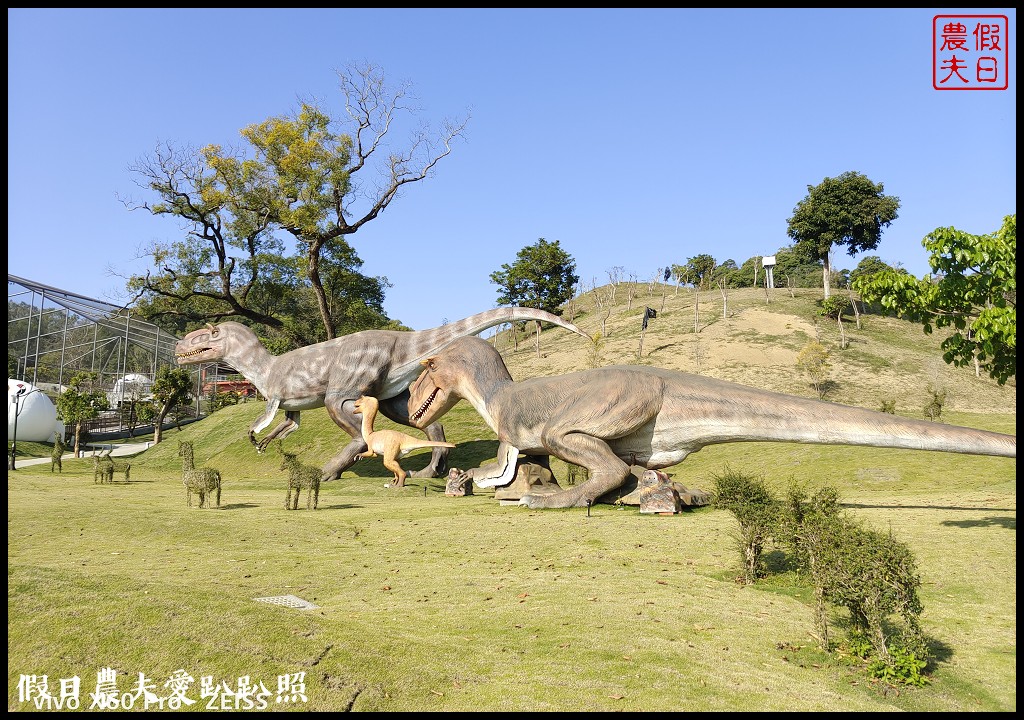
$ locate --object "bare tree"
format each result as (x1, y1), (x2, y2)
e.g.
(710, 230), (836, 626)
(606, 266), (625, 302)
(124, 62), (470, 340)
(717, 278), (730, 322)
(848, 288), (862, 329)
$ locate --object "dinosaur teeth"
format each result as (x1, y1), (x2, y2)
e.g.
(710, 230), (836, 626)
(176, 348), (210, 359)
(413, 387), (439, 420)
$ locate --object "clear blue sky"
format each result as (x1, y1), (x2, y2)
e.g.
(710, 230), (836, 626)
(8, 8), (1017, 332)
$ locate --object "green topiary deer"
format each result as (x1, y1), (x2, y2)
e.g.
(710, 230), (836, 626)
(51, 432), (67, 473)
(178, 441), (221, 508)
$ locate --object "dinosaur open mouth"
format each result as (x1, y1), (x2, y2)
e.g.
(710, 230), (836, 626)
(412, 386), (440, 422)
(176, 347), (211, 360)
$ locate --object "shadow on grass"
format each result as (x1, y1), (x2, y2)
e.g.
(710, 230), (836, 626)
(843, 502), (1016, 514)
(353, 439), (502, 480)
(940, 516), (1016, 530)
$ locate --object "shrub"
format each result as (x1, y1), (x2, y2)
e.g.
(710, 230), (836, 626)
(796, 341), (832, 399)
(711, 467), (781, 584)
(780, 484), (929, 679)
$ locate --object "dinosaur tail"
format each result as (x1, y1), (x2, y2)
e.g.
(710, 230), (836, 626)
(394, 308), (590, 381)
(416, 307), (588, 349)
(703, 384), (1015, 458)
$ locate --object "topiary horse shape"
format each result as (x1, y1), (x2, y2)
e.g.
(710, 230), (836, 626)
(177, 441), (222, 508)
(352, 395), (456, 488)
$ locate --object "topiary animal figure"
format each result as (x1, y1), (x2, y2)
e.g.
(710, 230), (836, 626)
(177, 441), (222, 508)
(280, 450), (321, 510)
(99, 449), (131, 482)
(51, 432), (67, 473)
(92, 454), (114, 484)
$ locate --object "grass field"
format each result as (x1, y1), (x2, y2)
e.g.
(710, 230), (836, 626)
(8, 288), (1016, 711)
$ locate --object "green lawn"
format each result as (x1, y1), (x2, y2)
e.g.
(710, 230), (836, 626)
(7, 403), (1015, 711)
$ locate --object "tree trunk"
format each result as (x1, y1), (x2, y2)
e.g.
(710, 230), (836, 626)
(693, 288), (699, 333)
(154, 405), (169, 445)
(74, 422), (83, 458)
(307, 238), (336, 339)
(535, 320), (541, 357)
(849, 290), (861, 329)
(821, 253), (832, 299)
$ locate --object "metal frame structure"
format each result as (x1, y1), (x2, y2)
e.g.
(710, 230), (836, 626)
(7, 274), (207, 432)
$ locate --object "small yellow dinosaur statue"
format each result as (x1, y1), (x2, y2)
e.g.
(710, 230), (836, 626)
(352, 395), (456, 488)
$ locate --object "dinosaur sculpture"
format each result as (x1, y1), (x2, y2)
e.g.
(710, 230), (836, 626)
(174, 309), (589, 482)
(407, 336), (1016, 509)
(352, 395), (456, 488)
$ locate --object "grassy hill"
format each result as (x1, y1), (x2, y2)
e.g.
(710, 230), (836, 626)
(496, 285), (1015, 416)
(7, 285), (1016, 711)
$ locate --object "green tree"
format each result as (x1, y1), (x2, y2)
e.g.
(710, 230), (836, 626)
(125, 62), (469, 343)
(490, 238), (580, 316)
(797, 341), (832, 399)
(819, 295), (851, 349)
(54, 372), (109, 458)
(787, 171), (900, 299)
(150, 367), (195, 446)
(853, 214), (1016, 385)
(848, 255), (896, 286)
(684, 254), (718, 290)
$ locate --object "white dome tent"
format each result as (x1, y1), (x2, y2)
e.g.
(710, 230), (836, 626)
(7, 379), (64, 442)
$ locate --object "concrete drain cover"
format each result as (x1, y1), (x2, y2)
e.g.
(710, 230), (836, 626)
(254, 594), (318, 610)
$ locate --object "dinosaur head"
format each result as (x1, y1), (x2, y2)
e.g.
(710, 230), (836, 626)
(175, 322), (245, 366)
(352, 396), (378, 416)
(408, 336), (513, 429)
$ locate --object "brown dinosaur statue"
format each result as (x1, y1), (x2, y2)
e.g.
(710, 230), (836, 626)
(174, 309), (589, 482)
(353, 395), (456, 488)
(407, 336), (1016, 509)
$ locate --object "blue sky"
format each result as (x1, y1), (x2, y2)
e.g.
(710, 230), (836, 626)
(8, 8), (1017, 332)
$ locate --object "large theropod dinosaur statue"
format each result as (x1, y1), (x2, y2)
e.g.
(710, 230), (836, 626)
(408, 336), (1016, 509)
(175, 309), (589, 482)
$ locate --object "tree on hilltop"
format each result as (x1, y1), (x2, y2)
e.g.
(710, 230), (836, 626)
(787, 171), (900, 300)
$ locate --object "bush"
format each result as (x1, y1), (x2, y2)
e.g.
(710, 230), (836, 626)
(780, 484), (929, 678)
(711, 467), (781, 584)
(796, 341), (832, 399)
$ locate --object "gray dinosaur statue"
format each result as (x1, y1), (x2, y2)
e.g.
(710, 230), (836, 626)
(174, 309), (589, 482)
(407, 336), (1016, 509)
